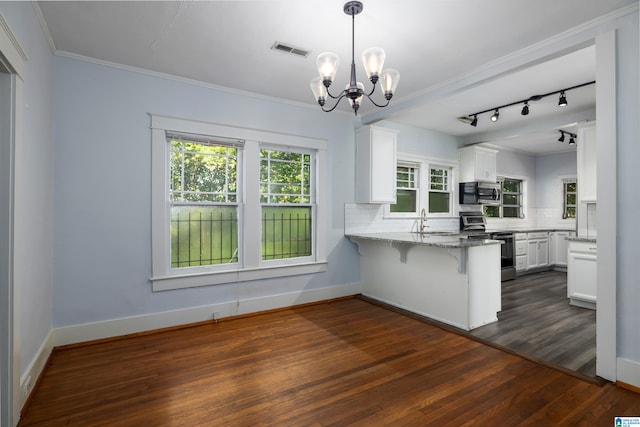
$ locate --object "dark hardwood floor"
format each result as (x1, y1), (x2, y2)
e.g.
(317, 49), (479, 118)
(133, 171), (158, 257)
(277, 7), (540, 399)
(470, 270), (596, 377)
(19, 297), (637, 426)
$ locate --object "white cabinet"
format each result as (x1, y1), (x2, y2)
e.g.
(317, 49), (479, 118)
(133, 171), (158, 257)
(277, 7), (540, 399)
(567, 240), (597, 309)
(526, 232), (548, 270)
(577, 124), (597, 202)
(355, 126), (398, 204)
(549, 231), (575, 267)
(459, 146), (497, 183)
(515, 237), (528, 272)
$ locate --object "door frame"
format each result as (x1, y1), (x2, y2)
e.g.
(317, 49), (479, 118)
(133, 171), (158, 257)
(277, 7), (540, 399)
(0, 10), (25, 425)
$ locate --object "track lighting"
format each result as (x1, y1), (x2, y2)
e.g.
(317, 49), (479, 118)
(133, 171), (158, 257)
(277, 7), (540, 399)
(558, 91), (568, 107)
(558, 130), (577, 145)
(457, 81), (594, 127)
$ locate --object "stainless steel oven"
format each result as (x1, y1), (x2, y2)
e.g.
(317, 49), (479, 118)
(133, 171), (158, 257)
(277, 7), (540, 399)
(490, 232), (516, 281)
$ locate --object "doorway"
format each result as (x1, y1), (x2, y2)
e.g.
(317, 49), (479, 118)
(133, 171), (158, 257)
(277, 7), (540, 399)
(0, 58), (14, 426)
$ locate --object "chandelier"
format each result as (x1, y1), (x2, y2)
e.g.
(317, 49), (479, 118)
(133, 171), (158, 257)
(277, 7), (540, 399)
(310, 1), (400, 115)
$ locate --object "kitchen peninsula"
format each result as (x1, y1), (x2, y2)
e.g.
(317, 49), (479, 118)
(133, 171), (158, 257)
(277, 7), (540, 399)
(347, 232), (502, 331)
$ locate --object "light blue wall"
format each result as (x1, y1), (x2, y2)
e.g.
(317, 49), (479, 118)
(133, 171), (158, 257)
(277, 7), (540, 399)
(615, 13), (640, 363)
(535, 151), (577, 208)
(0, 2), (54, 375)
(495, 150), (537, 208)
(52, 56), (359, 327)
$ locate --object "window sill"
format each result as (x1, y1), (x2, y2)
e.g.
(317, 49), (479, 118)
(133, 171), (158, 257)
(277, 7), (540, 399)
(150, 261), (328, 291)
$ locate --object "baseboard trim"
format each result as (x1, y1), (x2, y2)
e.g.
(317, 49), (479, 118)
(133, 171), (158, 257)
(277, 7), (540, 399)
(18, 329), (54, 415)
(617, 357), (640, 390)
(53, 282), (361, 347)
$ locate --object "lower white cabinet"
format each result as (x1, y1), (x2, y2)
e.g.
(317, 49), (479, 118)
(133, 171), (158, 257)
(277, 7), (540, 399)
(515, 238), (527, 272)
(549, 231), (575, 267)
(526, 232), (548, 270)
(567, 240), (597, 309)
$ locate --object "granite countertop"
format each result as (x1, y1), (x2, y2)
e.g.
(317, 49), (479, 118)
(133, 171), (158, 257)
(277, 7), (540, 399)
(492, 228), (576, 234)
(346, 232), (503, 249)
(566, 236), (597, 243)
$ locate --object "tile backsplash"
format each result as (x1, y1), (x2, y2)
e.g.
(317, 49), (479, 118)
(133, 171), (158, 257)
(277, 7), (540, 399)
(344, 203), (576, 234)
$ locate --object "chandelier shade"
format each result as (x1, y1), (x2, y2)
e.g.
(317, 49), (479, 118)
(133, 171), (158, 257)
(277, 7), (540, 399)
(309, 1), (399, 115)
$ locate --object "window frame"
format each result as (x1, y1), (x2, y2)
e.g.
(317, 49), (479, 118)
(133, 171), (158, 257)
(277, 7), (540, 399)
(386, 153), (457, 219)
(561, 176), (577, 219)
(484, 175), (526, 219)
(389, 161), (420, 217)
(259, 144), (316, 265)
(168, 134), (243, 271)
(150, 114), (327, 291)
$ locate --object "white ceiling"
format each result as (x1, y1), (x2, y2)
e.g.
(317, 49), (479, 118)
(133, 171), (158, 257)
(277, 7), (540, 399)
(36, 0), (635, 155)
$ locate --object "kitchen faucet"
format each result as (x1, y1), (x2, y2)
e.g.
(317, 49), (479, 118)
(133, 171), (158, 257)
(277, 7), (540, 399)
(419, 208), (428, 233)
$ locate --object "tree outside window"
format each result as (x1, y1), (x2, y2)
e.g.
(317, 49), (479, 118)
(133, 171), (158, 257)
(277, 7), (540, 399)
(563, 180), (577, 219)
(390, 164), (419, 214)
(485, 178), (523, 218)
(428, 167), (450, 213)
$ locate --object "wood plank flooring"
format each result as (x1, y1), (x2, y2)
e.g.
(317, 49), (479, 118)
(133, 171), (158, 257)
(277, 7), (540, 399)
(470, 271), (596, 377)
(19, 297), (638, 426)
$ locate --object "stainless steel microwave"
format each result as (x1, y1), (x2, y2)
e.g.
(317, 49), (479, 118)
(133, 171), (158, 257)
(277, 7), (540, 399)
(459, 181), (501, 205)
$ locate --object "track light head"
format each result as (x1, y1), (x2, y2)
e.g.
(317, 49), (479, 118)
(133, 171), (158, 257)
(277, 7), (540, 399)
(470, 115), (478, 127)
(490, 109), (499, 122)
(521, 102), (529, 116)
(558, 91), (568, 107)
(569, 136), (576, 145)
(558, 131), (565, 142)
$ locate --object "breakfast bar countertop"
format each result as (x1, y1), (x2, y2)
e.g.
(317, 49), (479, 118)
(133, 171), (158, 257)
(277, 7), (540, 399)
(345, 232), (502, 249)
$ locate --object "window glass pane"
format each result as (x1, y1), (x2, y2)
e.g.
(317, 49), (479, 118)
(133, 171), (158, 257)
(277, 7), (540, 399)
(503, 194), (520, 205)
(566, 193), (576, 205)
(503, 179), (520, 193)
(391, 190), (417, 213)
(170, 139), (237, 203)
(260, 149), (314, 261)
(262, 206), (312, 260)
(260, 149), (311, 204)
(171, 205), (238, 268)
(565, 207), (576, 218)
(428, 192), (449, 213)
(566, 182), (576, 192)
(503, 207), (520, 218)
(429, 168), (448, 191)
(396, 166), (416, 189)
(484, 205), (499, 217)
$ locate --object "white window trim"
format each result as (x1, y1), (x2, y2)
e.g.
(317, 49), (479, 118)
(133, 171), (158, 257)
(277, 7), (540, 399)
(490, 173), (528, 220)
(385, 153), (458, 219)
(559, 174), (577, 220)
(150, 114), (327, 291)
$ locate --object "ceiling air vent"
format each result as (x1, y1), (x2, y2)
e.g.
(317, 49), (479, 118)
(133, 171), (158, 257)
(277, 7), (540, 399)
(271, 41), (311, 58)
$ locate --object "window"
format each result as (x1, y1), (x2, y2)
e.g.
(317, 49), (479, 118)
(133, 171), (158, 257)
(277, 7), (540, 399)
(428, 167), (450, 213)
(151, 115), (327, 291)
(484, 177), (524, 218)
(390, 164), (419, 214)
(260, 148), (313, 260)
(387, 156), (455, 218)
(563, 179), (577, 219)
(169, 135), (240, 268)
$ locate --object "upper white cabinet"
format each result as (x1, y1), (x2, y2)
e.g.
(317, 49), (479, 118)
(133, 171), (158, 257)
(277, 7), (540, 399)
(459, 146), (497, 183)
(355, 125), (398, 204)
(577, 123), (597, 202)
